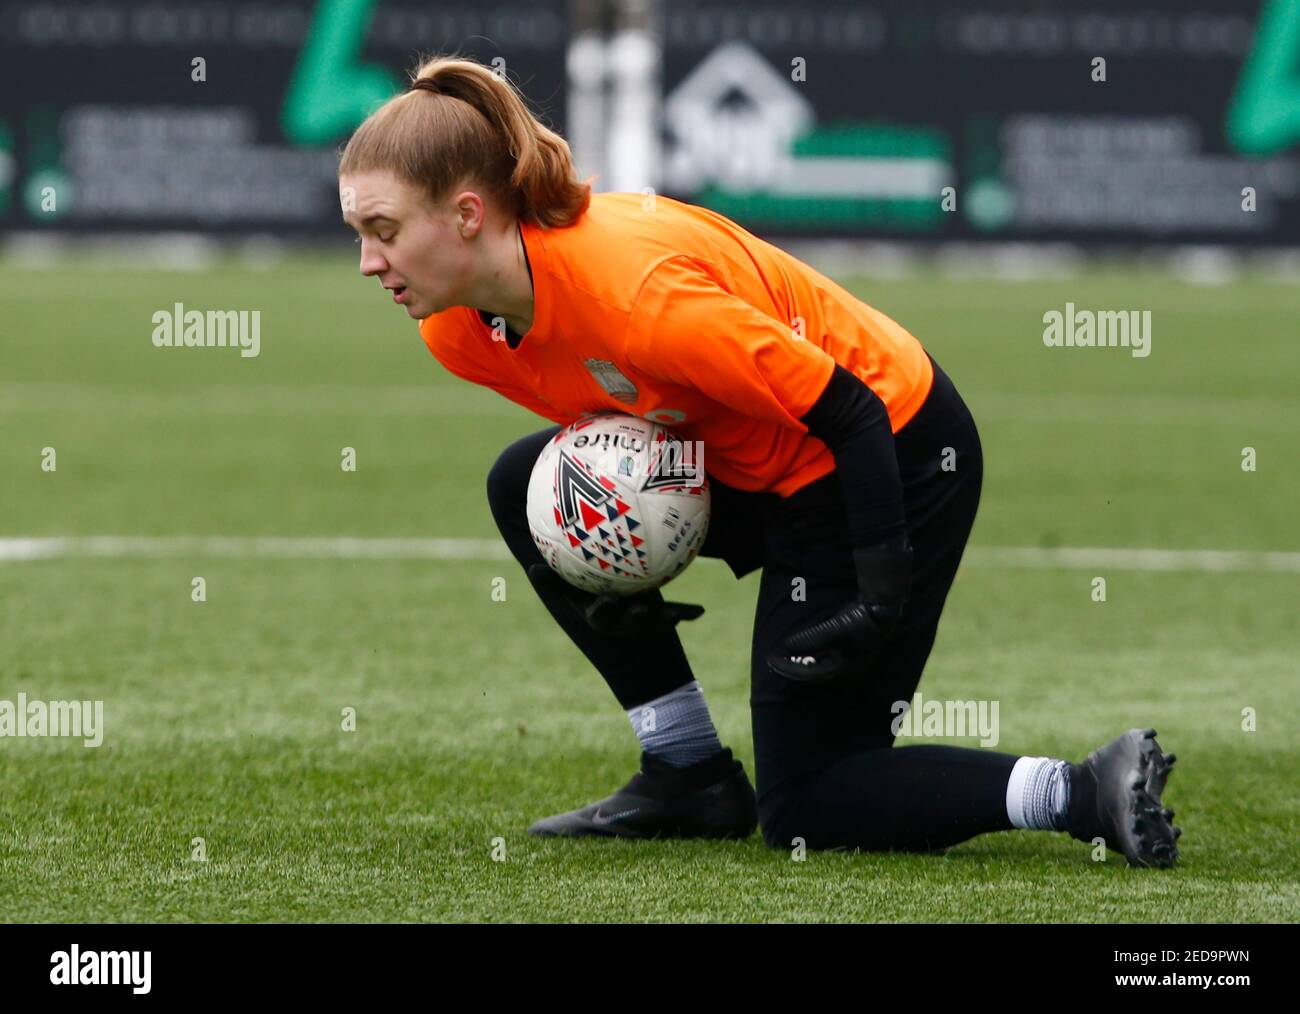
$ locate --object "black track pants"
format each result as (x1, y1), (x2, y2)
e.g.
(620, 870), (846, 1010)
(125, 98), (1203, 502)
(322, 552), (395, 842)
(486, 356), (1020, 851)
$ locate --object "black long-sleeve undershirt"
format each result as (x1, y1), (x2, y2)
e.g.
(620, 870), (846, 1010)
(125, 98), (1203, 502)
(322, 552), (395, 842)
(798, 363), (909, 556)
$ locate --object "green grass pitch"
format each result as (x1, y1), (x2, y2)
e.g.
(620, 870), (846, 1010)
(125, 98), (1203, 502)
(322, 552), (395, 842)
(1, 254), (1297, 922)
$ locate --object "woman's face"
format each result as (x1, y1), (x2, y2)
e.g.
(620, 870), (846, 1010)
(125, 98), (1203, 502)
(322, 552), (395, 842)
(339, 169), (472, 320)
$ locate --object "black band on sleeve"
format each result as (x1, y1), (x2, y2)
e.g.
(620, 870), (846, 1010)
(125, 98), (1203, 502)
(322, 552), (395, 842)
(799, 363), (909, 556)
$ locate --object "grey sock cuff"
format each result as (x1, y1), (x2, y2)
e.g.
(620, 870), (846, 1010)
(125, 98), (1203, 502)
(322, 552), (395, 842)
(1007, 756), (1071, 831)
(626, 680), (723, 767)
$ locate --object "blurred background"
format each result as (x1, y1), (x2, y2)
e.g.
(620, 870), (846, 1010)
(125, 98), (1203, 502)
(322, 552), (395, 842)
(0, 0), (1296, 922)
(3, 0), (1298, 258)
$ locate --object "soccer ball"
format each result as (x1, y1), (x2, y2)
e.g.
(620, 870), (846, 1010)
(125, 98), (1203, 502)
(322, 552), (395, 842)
(526, 414), (710, 596)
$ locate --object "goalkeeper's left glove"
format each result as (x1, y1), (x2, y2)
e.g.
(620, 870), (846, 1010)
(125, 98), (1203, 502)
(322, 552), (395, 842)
(767, 538), (913, 683)
(526, 563), (704, 636)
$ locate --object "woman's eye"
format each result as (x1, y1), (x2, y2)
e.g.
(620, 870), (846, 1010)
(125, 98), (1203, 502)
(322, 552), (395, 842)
(379, 234), (395, 243)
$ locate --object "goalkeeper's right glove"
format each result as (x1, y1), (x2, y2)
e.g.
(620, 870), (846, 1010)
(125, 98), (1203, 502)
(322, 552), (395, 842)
(526, 563), (704, 636)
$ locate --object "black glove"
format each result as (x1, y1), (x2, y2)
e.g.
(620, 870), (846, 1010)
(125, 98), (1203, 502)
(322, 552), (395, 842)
(767, 539), (913, 683)
(526, 563), (704, 636)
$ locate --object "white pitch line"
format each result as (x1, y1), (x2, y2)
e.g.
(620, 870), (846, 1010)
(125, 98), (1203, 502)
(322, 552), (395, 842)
(0, 537), (1298, 573)
(0, 536), (511, 562)
(967, 546), (1300, 574)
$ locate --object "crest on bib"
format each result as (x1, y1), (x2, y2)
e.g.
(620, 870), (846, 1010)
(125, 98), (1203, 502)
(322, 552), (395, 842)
(583, 358), (639, 404)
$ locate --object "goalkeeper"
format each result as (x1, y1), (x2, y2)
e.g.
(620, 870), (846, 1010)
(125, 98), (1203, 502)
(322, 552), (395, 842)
(338, 55), (1181, 866)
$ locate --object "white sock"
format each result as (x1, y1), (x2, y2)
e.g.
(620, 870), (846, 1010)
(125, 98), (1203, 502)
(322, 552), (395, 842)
(626, 680), (723, 767)
(1006, 756), (1071, 831)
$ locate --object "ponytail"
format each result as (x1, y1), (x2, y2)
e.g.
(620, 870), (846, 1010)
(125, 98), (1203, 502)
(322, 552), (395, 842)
(339, 53), (592, 229)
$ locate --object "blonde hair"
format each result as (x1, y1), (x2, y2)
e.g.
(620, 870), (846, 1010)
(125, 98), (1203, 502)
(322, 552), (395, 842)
(339, 54), (592, 229)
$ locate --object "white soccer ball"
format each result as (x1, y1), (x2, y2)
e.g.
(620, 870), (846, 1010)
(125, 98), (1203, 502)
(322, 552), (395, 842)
(526, 414), (710, 596)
